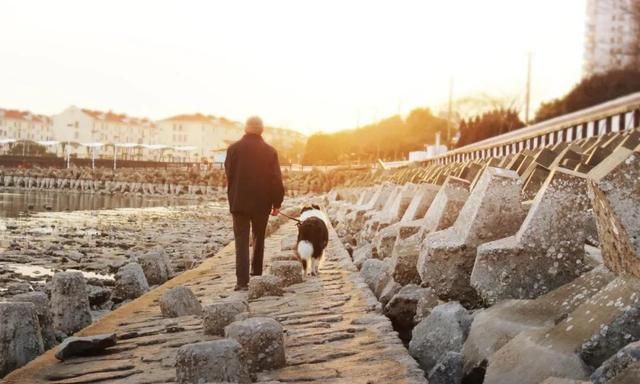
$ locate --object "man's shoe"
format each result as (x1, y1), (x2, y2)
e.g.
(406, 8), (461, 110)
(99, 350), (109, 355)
(234, 284), (248, 291)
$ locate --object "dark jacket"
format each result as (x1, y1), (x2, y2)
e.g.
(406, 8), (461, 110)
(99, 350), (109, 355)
(224, 134), (285, 214)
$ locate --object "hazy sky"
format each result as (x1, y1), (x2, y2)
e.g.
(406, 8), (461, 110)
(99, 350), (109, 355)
(0, 0), (586, 134)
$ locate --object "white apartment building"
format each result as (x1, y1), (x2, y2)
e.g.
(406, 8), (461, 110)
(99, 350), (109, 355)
(0, 108), (53, 142)
(155, 114), (245, 162)
(584, 0), (640, 76)
(52, 106), (159, 160)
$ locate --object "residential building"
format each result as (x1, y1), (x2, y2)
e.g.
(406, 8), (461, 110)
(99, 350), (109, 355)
(584, 0), (640, 76)
(52, 106), (158, 159)
(0, 108), (53, 142)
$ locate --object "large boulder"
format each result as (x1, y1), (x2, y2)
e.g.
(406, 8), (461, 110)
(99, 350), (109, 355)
(360, 259), (389, 292)
(113, 263), (149, 302)
(136, 248), (174, 285)
(384, 284), (431, 340)
(175, 339), (251, 384)
(224, 317), (286, 372)
(50, 271), (92, 335)
(427, 351), (464, 384)
(0, 302), (44, 377)
(409, 302), (472, 373)
(159, 286), (202, 318)
(352, 241), (375, 269)
(10, 291), (57, 349)
(203, 299), (250, 336)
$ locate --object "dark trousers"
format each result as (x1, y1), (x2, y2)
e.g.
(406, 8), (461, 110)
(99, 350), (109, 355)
(232, 211), (270, 287)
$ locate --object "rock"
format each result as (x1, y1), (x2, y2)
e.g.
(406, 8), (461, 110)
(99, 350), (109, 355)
(588, 145), (640, 278)
(409, 302), (472, 373)
(270, 261), (303, 286)
(136, 249), (174, 285)
(281, 234), (297, 251)
(378, 279), (402, 306)
(159, 286), (202, 318)
(579, 305), (640, 369)
(390, 237), (422, 286)
(400, 183), (440, 222)
(418, 167), (525, 305)
(427, 351), (464, 384)
(360, 258), (388, 292)
(463, 266), (615, 376)
(384, 284), (430, 341)
(413, 288), (440, 323)
(54, 333), (117, 361)
(113, 263), (149, 302)
(87, 285), (112, 309)
(248, 275), (284, 300)
(10, 291), (57, 350)
(421, 176), (470, 234)
(483, 275), (640, 384)
(175, 339), (251, 384)
(591, 340), (640, 384)
(472, 169), (591, 304)
(203, 299), (250, 336)
(50, 271), (92, 335)
(352, 241), (375, 269)
(0, 302), (44, 377)
(224, 317), (286, 372)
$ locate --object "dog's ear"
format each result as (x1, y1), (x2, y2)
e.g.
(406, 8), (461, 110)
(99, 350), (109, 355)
(300, 206), (312, 214)
(312, 204), (320, 210)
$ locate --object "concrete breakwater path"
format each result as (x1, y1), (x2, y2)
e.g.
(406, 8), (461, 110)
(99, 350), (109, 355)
(3, 220), (426, 383)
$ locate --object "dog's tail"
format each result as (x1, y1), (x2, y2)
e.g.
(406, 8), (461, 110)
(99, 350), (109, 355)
(297, 240), (314, 270)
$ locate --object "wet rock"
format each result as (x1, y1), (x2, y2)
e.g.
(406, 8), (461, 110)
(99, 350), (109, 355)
(591, 340), (640, 384)
(113, 263), (149, 302)
(203, 299), (250, 336)
(427, 351), (464, 384)
(175, 339), (251, 384)
(54, 333), (116, 361)
(409, 302), (471, 373)
(248, 275), (284, 300)
(10, 291), (57, 350)
(136, 249), (174, 285)
(270, 260), (303, 286)
(50, 271), (92, 335)
(224, 317), (286, 372)
(159, 286), (202, 318)
(0, 302), (44, 377)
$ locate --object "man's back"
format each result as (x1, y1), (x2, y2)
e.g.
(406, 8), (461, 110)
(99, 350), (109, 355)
(225, 133), (284, 215)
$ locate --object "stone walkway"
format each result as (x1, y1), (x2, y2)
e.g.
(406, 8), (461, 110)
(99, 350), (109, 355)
(3, 221), (426, 384)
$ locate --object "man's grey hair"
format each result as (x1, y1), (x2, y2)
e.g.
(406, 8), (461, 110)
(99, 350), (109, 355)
(245, 116), (264, 135)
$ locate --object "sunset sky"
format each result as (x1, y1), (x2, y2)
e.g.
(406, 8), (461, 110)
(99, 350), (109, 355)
(0, 0), (586, 134)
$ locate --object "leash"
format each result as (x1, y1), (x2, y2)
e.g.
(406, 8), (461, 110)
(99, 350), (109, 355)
(279, 211), (302, 225)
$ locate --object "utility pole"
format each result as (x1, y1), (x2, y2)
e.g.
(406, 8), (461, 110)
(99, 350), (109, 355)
(525, 51), (532, 123)
(446, 77), (454, 148)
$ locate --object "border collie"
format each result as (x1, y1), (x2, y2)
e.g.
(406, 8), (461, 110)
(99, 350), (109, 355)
(296, 204), (329, 276)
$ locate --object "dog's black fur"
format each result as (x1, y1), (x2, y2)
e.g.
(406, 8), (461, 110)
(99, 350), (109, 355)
(296, 204), (329, 276)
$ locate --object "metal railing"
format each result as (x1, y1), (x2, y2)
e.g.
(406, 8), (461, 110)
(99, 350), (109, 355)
(422, 92), (640, 165)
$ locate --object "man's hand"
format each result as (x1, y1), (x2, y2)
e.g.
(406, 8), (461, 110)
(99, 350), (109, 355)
(271, 208), (280, 217)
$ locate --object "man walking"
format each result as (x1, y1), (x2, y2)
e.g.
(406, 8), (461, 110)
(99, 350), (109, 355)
(225, 116), (285, 291)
